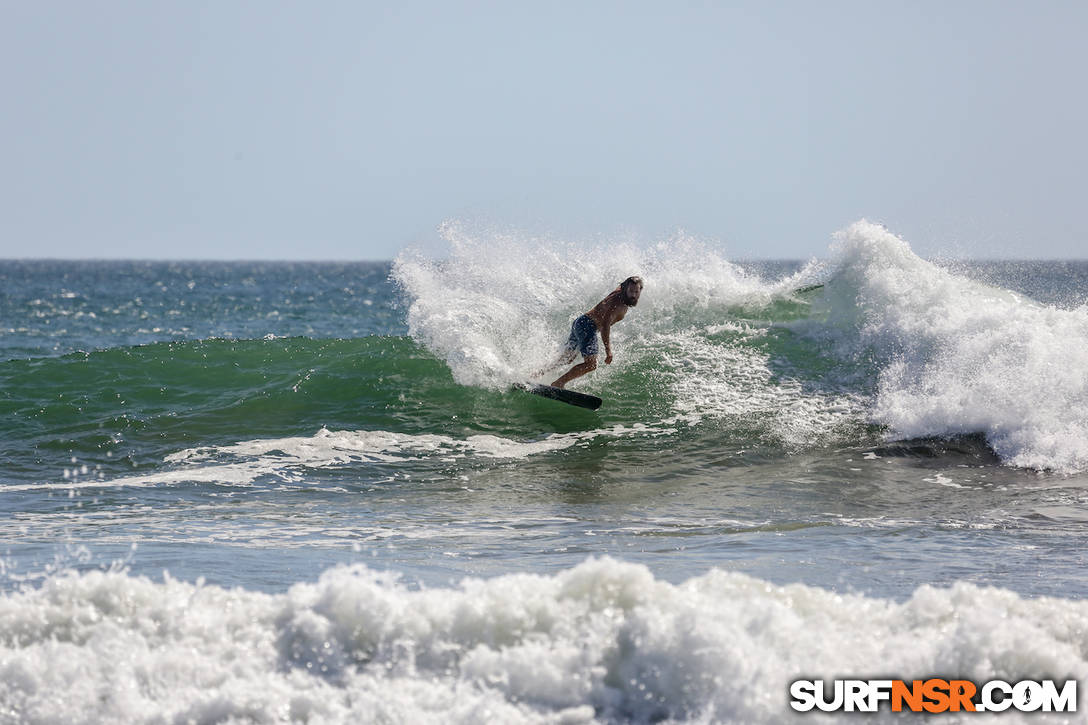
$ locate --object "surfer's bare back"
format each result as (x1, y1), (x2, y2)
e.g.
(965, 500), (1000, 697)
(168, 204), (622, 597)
(545, 276), (643, 389)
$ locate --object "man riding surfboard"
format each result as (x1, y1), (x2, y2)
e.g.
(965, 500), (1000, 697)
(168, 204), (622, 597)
(539, 276), (643, 389)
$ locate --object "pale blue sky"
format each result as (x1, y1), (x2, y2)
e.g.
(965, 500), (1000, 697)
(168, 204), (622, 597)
(2, 1), (1085, 260)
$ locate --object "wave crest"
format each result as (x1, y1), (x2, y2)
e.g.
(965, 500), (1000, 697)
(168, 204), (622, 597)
(2, 558), (1086, 723)
(827, 221), (1088, 473)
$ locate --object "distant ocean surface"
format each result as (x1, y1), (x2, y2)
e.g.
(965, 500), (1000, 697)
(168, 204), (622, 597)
(2, 221), (1087, 723)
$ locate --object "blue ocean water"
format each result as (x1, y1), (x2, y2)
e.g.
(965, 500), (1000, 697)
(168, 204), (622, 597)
(1, 222), (1087, 723)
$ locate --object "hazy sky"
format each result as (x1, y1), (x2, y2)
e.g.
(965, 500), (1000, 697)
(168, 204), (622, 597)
(2, 1), (1085, 260)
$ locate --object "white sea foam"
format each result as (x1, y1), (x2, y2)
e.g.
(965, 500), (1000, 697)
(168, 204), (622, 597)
(659, 329), (868, 450)
(826, 221), (1088, 473)
(159, 425), (674, 486)
(15, 425), (680, 492)
(165, 427), (586, 466)
(1, 558), (1085, 724)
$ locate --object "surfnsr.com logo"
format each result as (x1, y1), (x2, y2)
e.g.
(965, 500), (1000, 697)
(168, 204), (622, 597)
(789, 679), (1077, 713)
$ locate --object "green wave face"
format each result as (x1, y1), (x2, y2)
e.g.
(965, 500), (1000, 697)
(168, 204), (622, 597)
(0, 322), (887, 493)
(0, 336), (630, 486)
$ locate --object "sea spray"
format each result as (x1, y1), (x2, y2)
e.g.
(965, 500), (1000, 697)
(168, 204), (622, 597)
(391, 222), (768, 389)
(823, 221), (1088, 473)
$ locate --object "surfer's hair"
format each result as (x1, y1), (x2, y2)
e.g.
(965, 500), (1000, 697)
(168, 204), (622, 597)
(619, 276), (643, 306)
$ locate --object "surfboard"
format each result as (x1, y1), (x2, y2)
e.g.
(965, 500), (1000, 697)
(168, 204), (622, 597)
(515, 382), (602, 410)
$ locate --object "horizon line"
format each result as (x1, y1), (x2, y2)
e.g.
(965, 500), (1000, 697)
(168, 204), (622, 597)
(2, 255), (1087, 264)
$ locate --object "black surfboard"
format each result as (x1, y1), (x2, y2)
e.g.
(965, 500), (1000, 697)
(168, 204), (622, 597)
(515, 382), (602, 410)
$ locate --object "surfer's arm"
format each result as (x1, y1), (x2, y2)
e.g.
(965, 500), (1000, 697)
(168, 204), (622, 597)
(600, 321), (613, 364)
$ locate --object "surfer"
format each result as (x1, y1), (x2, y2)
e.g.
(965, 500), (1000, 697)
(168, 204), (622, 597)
(540, 276), (643, 389)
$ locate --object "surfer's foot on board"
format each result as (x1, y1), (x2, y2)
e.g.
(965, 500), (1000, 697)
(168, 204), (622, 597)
(550, 356), (597, 390)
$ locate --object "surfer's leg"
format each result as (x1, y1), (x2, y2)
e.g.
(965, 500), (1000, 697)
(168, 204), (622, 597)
(534, 318), (586, 377)
(551, 316), (601, 387)
(533, 348), (577, 377)
(551, 354), (598, 389)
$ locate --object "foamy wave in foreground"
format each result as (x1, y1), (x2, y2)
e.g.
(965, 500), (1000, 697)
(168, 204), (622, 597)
(1, 558), (1085, 724)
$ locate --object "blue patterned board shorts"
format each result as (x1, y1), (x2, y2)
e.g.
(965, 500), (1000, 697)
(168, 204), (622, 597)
(565, 315), (599, 357)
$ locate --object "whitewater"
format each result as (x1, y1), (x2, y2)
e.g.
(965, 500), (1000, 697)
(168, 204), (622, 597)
(3, 559), (1086, 723)
(394, 220), (1088, 472)
(1, 221), (1087, 723)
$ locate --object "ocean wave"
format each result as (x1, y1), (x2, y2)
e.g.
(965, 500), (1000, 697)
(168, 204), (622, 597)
(391, 225), (868, 453)
(394, 221), (1088, 473)
(1, 558), (1085, 724)
(824, 221), (1088, 473)
(5, 224), (1086, 480)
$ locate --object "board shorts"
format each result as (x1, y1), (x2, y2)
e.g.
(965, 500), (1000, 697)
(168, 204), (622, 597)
(565, 315), (599, 357)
